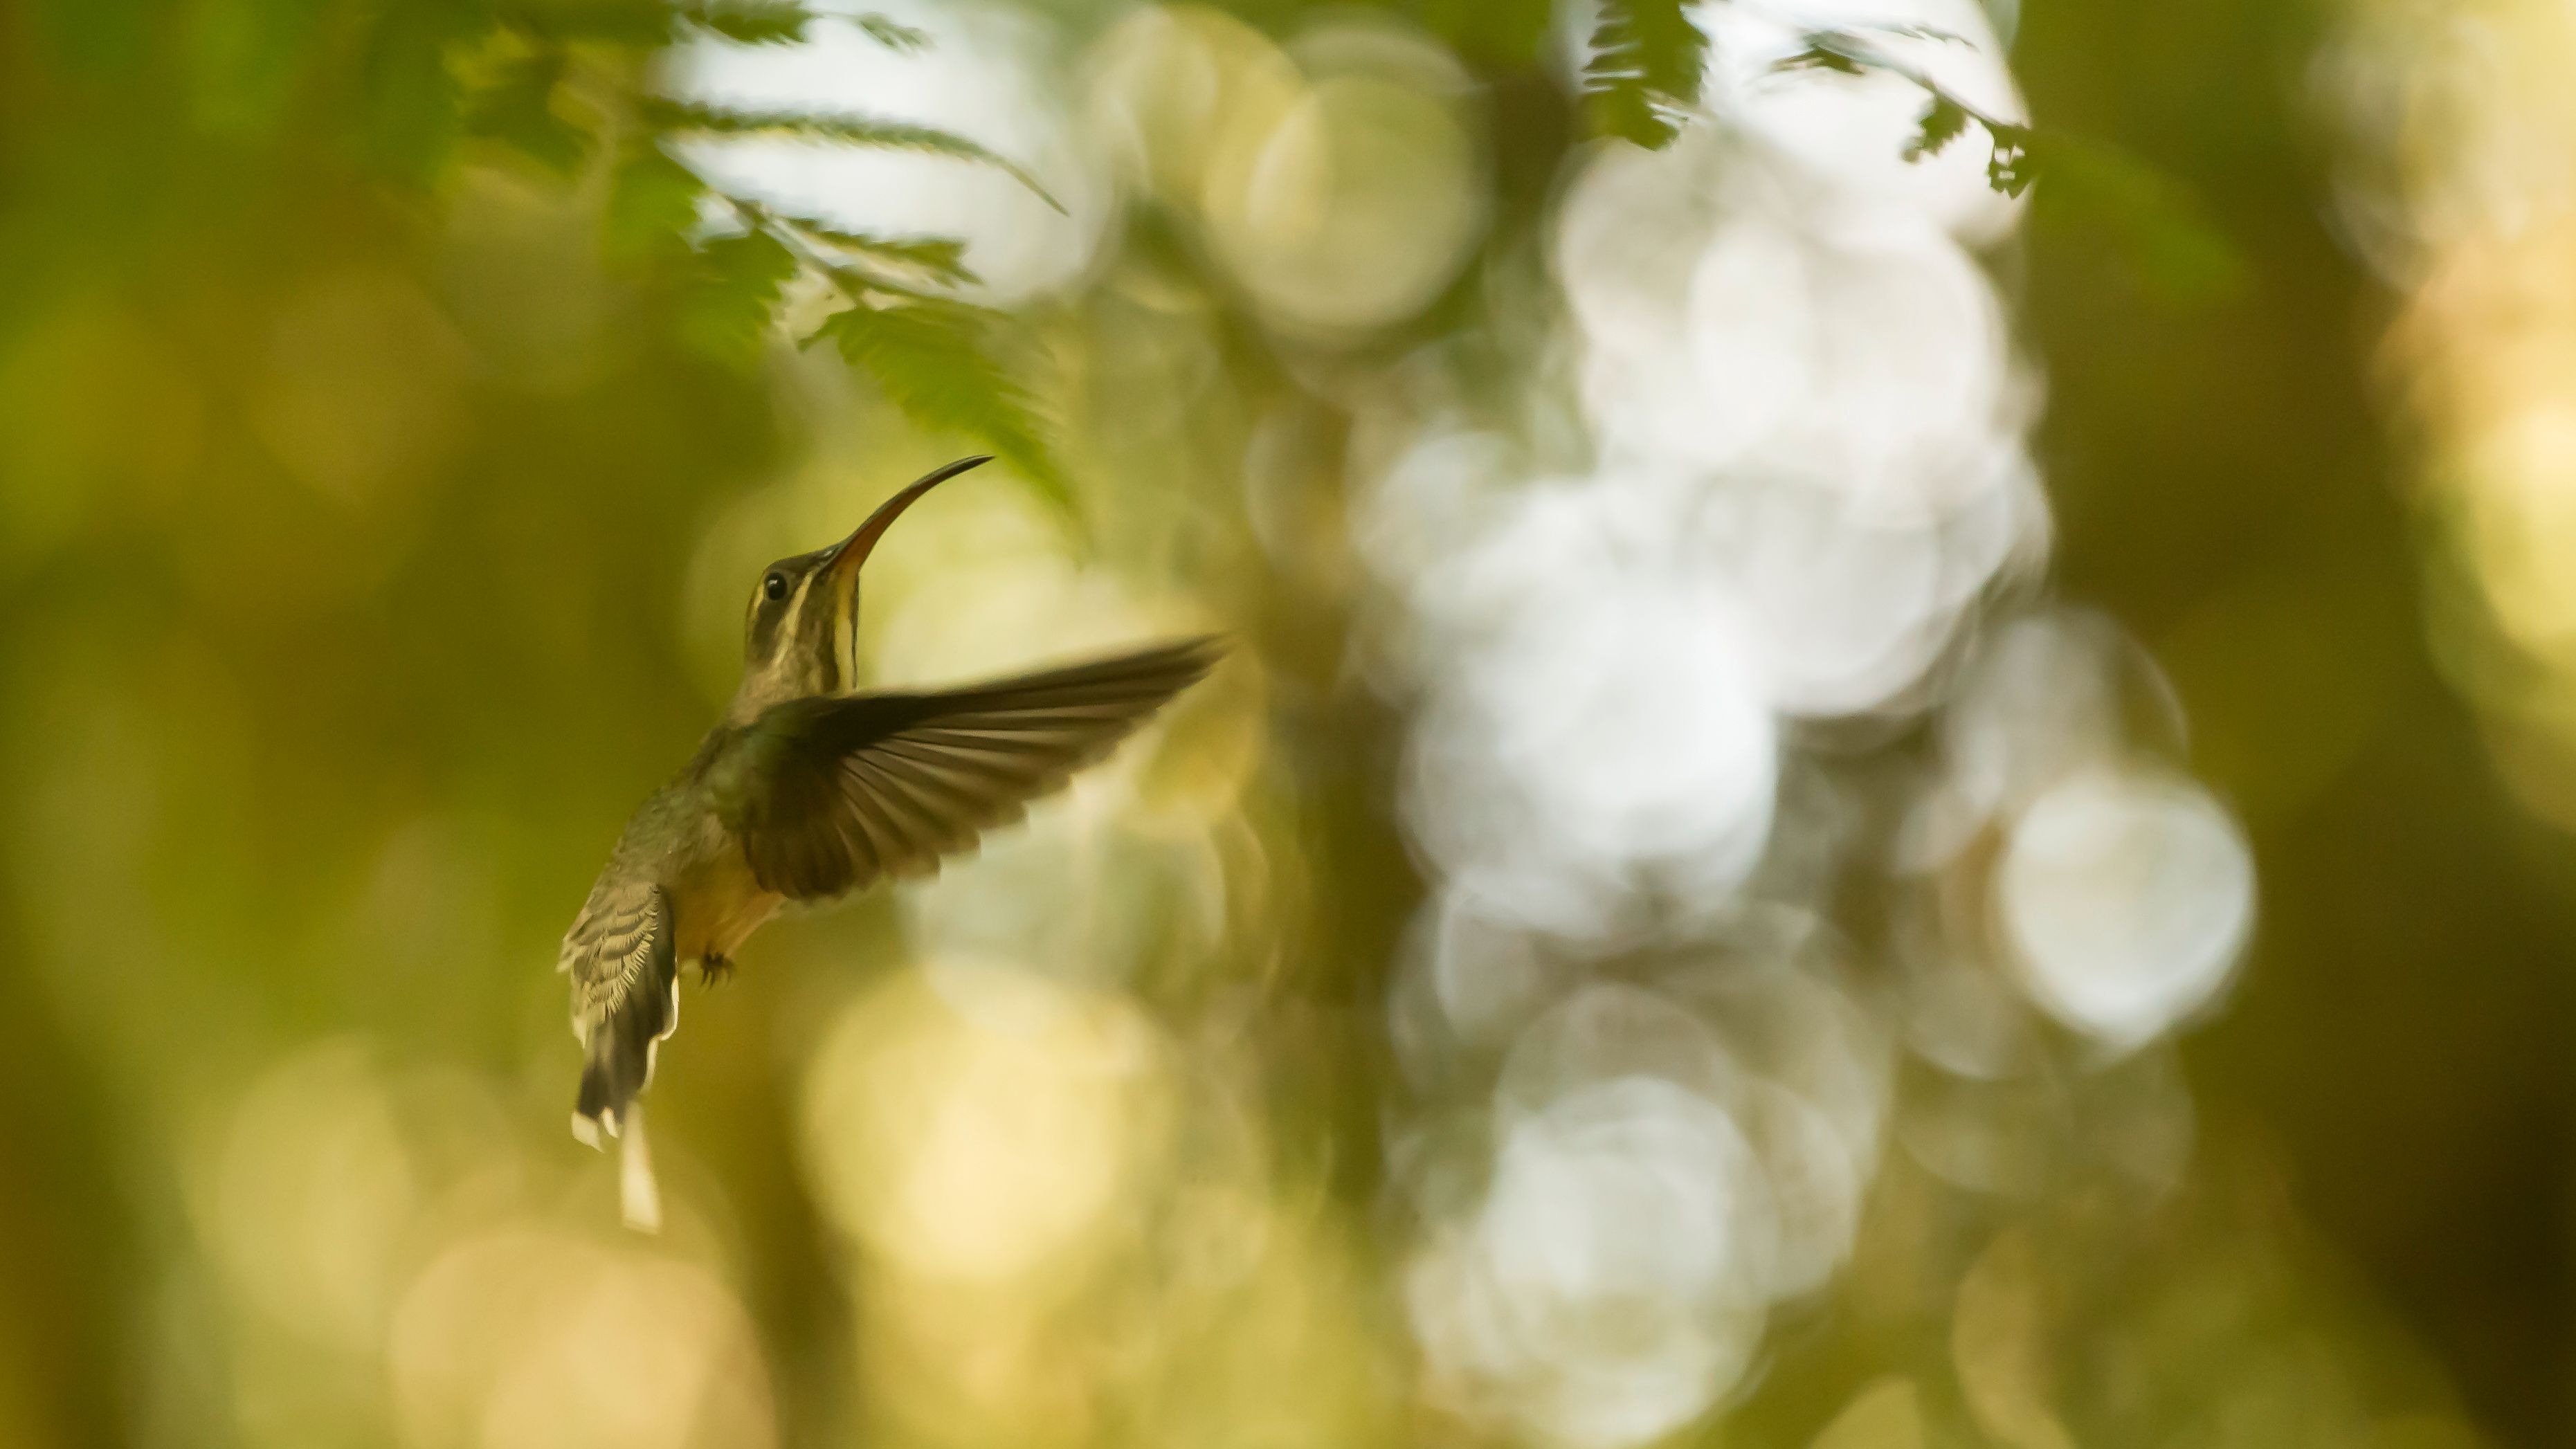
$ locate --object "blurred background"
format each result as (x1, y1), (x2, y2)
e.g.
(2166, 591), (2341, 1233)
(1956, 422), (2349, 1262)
(0, 0), (2567, 1446)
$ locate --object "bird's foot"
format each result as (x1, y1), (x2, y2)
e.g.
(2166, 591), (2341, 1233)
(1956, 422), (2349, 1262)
(699, 954), (735, 987)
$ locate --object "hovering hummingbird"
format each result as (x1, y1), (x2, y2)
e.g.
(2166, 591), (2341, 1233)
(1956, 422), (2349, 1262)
(559, 456), (1219, 1227)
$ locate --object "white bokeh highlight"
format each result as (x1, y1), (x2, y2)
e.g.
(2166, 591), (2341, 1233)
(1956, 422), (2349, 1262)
(1998, 769), (2256, 1050)
(1365, 1), (2251, 1442)
(1408, 1077), (1772, 1449)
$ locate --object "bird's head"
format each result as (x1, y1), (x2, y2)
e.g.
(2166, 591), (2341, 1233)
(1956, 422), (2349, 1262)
(730, 455), (989, 720)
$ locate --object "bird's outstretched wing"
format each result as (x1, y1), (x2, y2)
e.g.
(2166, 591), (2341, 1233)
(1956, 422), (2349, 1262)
(712, 637), (1222, 900)
(560, 880), (678, 1145)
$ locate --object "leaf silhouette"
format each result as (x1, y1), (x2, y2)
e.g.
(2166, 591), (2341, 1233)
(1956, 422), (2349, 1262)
(605, 142), (706, 260)
(1582, 0), (1707, 149)
(1773, 44), (1867, 77)
(1905, 94), (1971, 161)
(1770, 27), (2242, 300)
(792, 226), (980, 286)
(853, 14), (929, 52)
(642, 100), (1063, 212)
(674, 1), (817, 46)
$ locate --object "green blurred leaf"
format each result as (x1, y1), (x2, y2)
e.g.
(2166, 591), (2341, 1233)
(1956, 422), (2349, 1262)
(605, 142), (706, 259)
(1772, 44), (1868, 77)
(812, 300), (1069, 510)
(1772, 26), (1960, 81)
(1987, 121), (2038, 197)
(361, 2), (478, 186)
(795, 226), (979, 286)
(2009, 127), (2246, 301)
(1770, 25), (2242, 301)
(500, 0), (667, 46)
(1767, 30), (2040, 199)
(1582, 0), (1708, 149)
(1905, 93), (1970, 162)
(642, 99), (1063, 212)
(465, 51), (590, 178)
(1848, 20), (1966, 44)
(853, 13), (929, 52)
(676, 1), (816, 45)
(679, 230), (800, 367)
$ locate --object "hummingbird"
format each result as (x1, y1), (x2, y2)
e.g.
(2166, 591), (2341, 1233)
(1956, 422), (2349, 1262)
(558, 455), (1219, 1227)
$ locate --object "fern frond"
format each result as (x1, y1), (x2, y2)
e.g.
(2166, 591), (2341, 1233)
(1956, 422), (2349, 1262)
(680, 230), (800, 367)
(1849, 20), (1966, 45)
(642, 99), (1063, 212)
(1581, 0), (1708, 149)
(1771, 30), (2020, 185)
(673, 1), (815, 45)
(1773, 44), (1867, 76)
(713, 196), (981, 291)
(1905, 94), (1970, 161)
(1768, 28), (2240, 297)
(792, 225), (978, 285)
(606, 141), (707, 258)
(1984, 122), (2038, 196)
(812, 298), (1070, 510)
(853, 13), (928, 52)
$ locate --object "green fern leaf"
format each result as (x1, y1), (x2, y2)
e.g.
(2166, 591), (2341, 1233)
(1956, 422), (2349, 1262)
(794, 225), (979, 285)
(605, 142), (706, 259)
(813, 299), (1069, 509)
(1582, 0), (1707, 149)
(853, 14), (929, 52)
(1905, 94), (1970, 161)
(643, 99), (1063, 212)
(1985, 122), (2038, 196)
(1850, 21), (1966, 44)
(1772, 44), (1867, 76)
(673, 1), (816, 46)
(678, 230), (800, 367)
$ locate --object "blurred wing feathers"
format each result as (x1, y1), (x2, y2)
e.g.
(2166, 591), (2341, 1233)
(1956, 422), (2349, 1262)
(720, 637), (1222, 900)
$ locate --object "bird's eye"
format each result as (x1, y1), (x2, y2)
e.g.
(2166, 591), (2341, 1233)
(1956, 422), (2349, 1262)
(763, 573), (788, 602)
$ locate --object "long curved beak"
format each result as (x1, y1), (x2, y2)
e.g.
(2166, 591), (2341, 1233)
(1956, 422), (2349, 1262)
(824, 455), (990, 584)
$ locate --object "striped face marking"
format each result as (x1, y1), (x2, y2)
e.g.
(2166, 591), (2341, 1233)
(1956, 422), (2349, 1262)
(743, 548), (855, 699)
(832, 587), (858, 690)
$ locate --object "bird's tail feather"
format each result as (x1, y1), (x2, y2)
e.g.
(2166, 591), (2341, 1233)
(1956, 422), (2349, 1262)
(617, 1104), (663, 1233)
(570, 963), (675, 1234)
(570, 945), (678, 1172)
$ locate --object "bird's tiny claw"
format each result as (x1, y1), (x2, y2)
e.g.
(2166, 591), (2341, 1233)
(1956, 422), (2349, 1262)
(700, 954), (736, 987)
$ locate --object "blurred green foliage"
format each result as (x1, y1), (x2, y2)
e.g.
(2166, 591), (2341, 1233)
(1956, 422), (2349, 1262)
(39, 0), (1080, 492)
(0, 1), (2564, 1448)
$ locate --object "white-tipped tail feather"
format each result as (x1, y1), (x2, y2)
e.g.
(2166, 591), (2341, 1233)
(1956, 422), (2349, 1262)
(617, 1104), (663, 1233)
